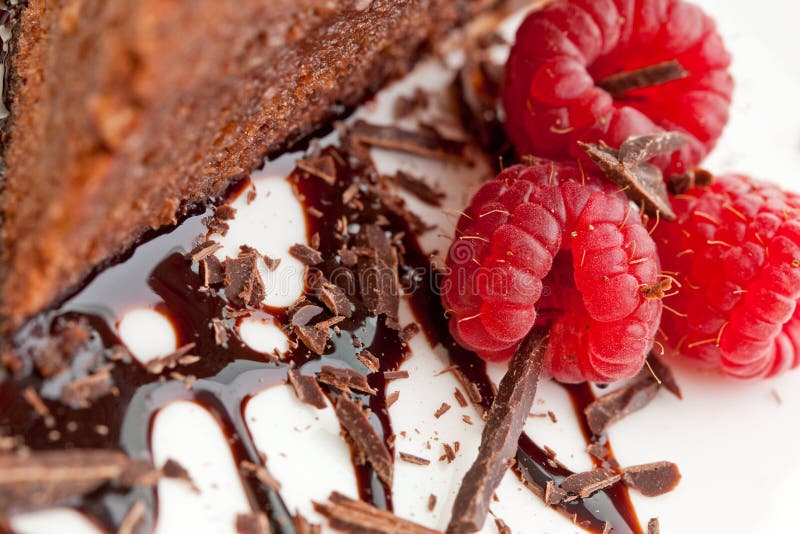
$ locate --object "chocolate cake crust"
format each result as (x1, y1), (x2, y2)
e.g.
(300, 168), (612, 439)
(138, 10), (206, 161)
(0, 0), (497, 331)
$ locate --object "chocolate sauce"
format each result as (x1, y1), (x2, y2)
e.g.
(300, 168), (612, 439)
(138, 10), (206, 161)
(1, 142), (642, 534)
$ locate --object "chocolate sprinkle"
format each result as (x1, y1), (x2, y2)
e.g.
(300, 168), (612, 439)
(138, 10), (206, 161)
(621, 462), (681, 497)
(579, 140), (676, 221)
(288, 369), (327, 409)
(399, 452), (430, 466)
(334, 397), (393, 487)
(597, 60), (689, 97)
(348, 120), (466, 162)
(314, 491), (439, 534)
(446, 328), (549, 534)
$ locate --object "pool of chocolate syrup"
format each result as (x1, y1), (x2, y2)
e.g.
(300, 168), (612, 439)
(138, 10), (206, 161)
(0, 144), (641, 533)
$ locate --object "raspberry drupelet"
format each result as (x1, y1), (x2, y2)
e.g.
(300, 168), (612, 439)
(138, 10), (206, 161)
(654, 175), (800, 379)
(503, 0), (733, 176)
(441, 159), (663, 383)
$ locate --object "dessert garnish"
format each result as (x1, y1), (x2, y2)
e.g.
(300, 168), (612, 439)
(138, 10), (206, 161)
(503, 0), (733, 175)
(654, 173), (800, 378)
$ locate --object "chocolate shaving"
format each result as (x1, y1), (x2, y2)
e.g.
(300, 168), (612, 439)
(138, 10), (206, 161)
(560, 468), (621, 500)
(434, 402), (451, 419)
(648, 518), (661, 534)
(586, 442), (609, 462)
(215, 205), (237, 221)
(288, 369), (327, 409)
(117, 500), (146, 534)
(383, 370), (409, 380)
(597, 60), (689, 97)
(386, 391), (400, 408)
(314, 491), (439, 534)
(61, 368), (115, 408)
(200, 255), (224, 286)
(668, 168), (713, 194)
(236, 512), (270, 534)
(240, 460), (281, 491)
(427, 494), (437, 512)
(334, 397), (393, 487)
(580, 140), (676, 221)
(297, 154), (337, 185)
(394, 87), (429, 119)
(619, 132), (690, 164)
(356, 225), (400, 326)
(584, 370), (660, 436)
(318, 281), (352, 318)
(211, 318), (229, 346)
(0, 449), (129, 507)
(289, 243), (323, 266)
(545, 480), (567, 505)
(399, 322), (420, 342)
(356, 349), (379, 372)
(319, 365), (377, 395)
(294, 325), (328, 355)
(389, 171), (445, 206)
(264, 255), (282, 271)
(440, 443), (456, 464)
(188, 240), (222, 262)
(447, 328), (549, 534)
(494, 518), (511, 534)
(224, 248), (266, 307)
(621, 462), (681, 497)
(454, 388), (468, 408)
(647, 355), (682, 399)
(22, 387), (53, 426)
(290, 304), (324, 327)
(348, 120), (466, 162)
(145, 342), (197, 374)
(293, 513), (321, 534)
(399, 452), (430, 466)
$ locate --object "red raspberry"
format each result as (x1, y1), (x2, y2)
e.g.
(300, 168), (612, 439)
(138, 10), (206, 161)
(653, 175), (800, 379)
(503, 0), (733, 176)
(441, 159), (663, 383)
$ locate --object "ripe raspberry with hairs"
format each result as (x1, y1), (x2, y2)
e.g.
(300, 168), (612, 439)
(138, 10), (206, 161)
(653, 175), (800, 379)
(503, 0), (732, 176)
(441, 159), (663, 383)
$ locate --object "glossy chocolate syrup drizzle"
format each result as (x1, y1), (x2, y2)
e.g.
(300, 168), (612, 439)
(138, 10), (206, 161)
(1, 145), (641, 533)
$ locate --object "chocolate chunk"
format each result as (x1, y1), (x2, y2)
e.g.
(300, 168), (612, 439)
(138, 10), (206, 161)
(240, 460), (281, 491)
(560, 468), (621, 500)
(545, 480), (567, 505)
(318, 365), (376, 395)
(399, 452), (430, 466)
(297, 154), (337, 186)
(383, 370), (408, 380)
(348, 120), (466, 162)
(446, 328), (549, 534)
(263, 255), (282, 272)
(318, 281), (352, 318)
(215, 204), (237, 221)
(646, 355), (682, 399)
(580, 140), (676, 221)
(547, 410), (558, 424)
(386, 391), (400, 408)
(294, 324), (328, 355)
(434, 402), (451, 419)
(314, 491), (439, 534)
(584, 366), (661, 436)
(224, 248), (266, 308)
(61, 368), (115, 408)
(288, 369), (327, 409)
(427, 494), (437, 512)
(619, 132), (690, 165)
(356, 225), (400, 325)
(0, 449), (130, 507)
(668, 168), (714, 194)
(586, 442), (609, 462)
(597, 60), (689, 97)
(389, 171), (445, 207)
(188, 240), (222, 262)
(334, 397), (393, 487)
(356, 349), (379, 373)
(494, 517), (511, 534)
(236, 512), (270, 534)
(289, 243), (324, 266)
(117, 500), (146, 534)
(145, 342), (197, 374)
(205, 215), (230, 236)
(622, 462), (681, 497)
(200, 255), (224, 286)
(290, 304), (324, 327)
(161, 458), (195, 488)
(648, 518), (660, 534)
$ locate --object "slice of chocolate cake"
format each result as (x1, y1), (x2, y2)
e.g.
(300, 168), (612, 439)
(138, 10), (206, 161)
(0, 0), (498, 331)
